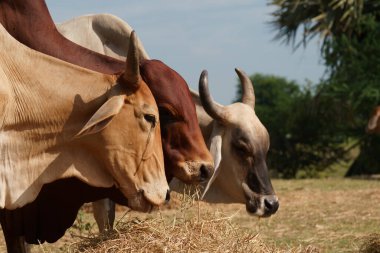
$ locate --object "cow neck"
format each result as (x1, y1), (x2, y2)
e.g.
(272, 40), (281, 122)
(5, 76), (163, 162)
(0, 23), (115, 153)
(0, 24), (118, 209)
(0, 0), (125, 75)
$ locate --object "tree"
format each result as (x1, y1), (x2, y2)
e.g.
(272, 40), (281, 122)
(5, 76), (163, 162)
(270, 0), (380, 176)
(271, 0), (369, 49)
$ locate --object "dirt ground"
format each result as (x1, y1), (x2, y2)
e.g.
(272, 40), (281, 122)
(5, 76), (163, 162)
(1, 178), (380, 252)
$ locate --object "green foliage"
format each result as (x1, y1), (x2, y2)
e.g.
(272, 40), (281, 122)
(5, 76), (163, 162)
(321, 4), (380, 175)
(72, 210), (94, 236)
(322, 9), (380, 115)
(270, 0), (367, 49)
(268, 0), (380, 177)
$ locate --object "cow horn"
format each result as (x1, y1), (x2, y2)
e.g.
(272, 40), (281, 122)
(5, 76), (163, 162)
(122, 30), (140, 89)
(199, 70), (226, 122)
(235, 68), (255, 108)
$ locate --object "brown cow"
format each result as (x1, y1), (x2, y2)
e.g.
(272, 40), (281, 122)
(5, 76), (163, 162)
(367, 106), (380, 134)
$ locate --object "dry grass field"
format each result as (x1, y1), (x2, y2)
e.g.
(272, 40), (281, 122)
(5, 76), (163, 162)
(1, 178), (380, 252)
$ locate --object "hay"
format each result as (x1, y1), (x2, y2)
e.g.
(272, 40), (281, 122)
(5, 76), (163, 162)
(69, 212), (271, 253)
(359, 233), (380, 253)
(63, 186), (318, 253)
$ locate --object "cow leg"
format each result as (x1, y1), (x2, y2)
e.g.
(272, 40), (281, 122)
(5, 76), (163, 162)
(107, 199), (116, 229)
(1, 224), (30, 253)
(0, 209), (31, 253)
(3, 236), (31, 253)
(92, 199), (115, 233)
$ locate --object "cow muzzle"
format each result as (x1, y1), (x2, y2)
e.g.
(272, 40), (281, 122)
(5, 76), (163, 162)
(175, 161), (214, 184)
(125, 189), (170, 213)
(127, 190), (154, 212)
(242, 182), (279, 217)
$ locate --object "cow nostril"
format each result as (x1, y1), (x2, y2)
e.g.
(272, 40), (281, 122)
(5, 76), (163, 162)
(165, 190), (171, 203)
(264, 198), (279, 214)
(199, 164), (211, 181)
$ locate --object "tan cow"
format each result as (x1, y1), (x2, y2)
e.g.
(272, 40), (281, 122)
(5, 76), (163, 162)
(57, 14), (278, 219)
(0, 24), (169, 250)
(367, 106), (380, 134)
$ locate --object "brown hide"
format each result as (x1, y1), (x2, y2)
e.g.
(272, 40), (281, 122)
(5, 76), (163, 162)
(0, 0), (124, 74)
(140, 60), (213, 182)
(0, 0), (212, 183)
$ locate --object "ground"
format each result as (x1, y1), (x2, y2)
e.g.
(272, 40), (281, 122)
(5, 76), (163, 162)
(1, 178), (380, 252)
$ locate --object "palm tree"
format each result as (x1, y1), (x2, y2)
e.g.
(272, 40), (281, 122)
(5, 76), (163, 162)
(270, 0), (365, 49)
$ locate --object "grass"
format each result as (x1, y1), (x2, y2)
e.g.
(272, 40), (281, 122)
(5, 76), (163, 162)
(252, 179), (380, 252)
(1, 178), (380, 252)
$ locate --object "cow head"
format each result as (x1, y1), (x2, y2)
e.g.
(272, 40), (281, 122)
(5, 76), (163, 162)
(75, 32), (169, 212)
(199, 69), (279, 217)
(140, 60), (214, 184)
(367, 106), (380, 134)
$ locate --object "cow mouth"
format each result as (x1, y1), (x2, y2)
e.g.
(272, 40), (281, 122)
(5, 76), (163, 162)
(174, 161), (214, 184)
(242, 182), (279, 217)
(126, 190), (155, 213)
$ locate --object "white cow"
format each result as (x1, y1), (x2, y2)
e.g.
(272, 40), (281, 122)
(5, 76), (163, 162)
(0, 25), (169, 252)
(189, 69), (278, 217)
(57, 13), (149, 61)
(57, 14), (279, 230)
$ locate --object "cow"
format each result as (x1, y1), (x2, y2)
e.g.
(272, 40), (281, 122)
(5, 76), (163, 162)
(0, 25), (169, 252)
(0, 0), (214, 233)
(189, 70), (279, 216)
(57, 13), (279, 223)
(367, 106), (380, 134)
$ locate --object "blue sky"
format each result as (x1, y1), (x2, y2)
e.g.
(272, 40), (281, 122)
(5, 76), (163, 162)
(46, 0), (325, 105)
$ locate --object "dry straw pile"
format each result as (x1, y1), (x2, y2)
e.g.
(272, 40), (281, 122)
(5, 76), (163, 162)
(70, 212), (270, 253)
(65, 187), (317, 253)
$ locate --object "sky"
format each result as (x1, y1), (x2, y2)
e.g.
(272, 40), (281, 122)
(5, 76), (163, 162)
(46, 0), (325, 105)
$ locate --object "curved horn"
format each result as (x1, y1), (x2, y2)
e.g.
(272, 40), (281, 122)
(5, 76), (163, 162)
(235, 68), (255, 108)
(199, 70), (226, 122)
(122, 31), (140, 89)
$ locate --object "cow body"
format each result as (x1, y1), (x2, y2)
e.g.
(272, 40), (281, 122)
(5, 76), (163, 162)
(0, 25), (169, 251)
(367, 106), (380, 134)
(57, 13), (279, 220)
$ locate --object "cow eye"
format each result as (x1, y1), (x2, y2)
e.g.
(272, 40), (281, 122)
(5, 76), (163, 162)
(144, 114), (156, 127)
(233, 141), (250, 156)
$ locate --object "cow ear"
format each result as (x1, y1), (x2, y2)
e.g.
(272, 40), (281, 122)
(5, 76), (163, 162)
(201, 124), (224, 199)
(75, 96), (124, 138)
